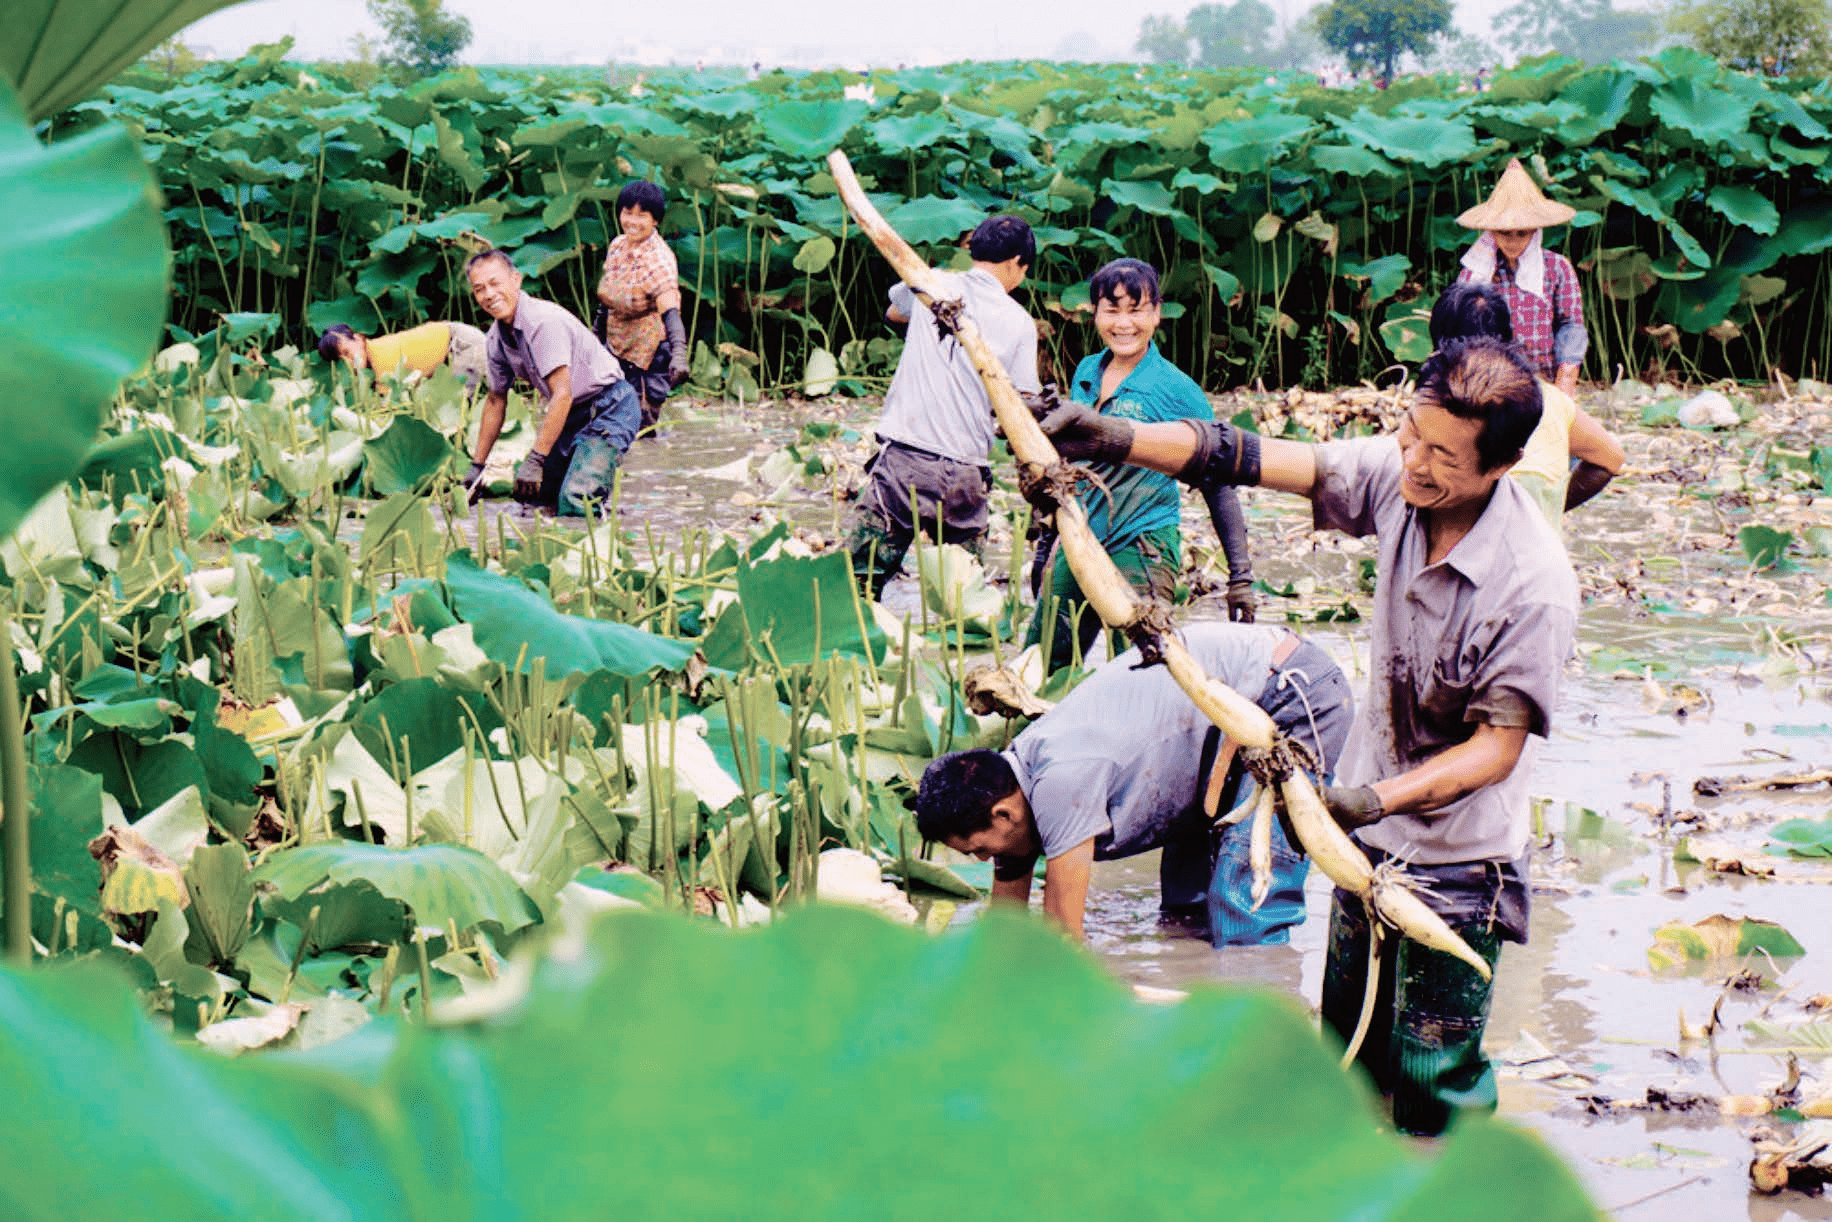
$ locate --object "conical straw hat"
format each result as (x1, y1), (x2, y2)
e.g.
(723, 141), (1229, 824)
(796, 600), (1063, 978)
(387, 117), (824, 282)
(1457, 159), (1575, 230)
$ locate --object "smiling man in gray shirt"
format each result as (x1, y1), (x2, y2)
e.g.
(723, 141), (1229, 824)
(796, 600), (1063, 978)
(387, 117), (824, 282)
(1036, 336), (1577, 1137)
(465, 249), (642, 515)
(843, 215), (1040, 599)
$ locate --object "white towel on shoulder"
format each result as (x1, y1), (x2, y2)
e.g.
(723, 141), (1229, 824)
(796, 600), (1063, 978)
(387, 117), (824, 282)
(1460, 230), (1546, 301)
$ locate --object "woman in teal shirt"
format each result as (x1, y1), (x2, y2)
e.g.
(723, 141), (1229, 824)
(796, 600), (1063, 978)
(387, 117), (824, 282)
(1027, 258), (1252, 672)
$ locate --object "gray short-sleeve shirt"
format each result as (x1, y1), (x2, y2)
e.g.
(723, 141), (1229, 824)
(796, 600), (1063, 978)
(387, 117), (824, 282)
(873, 267), (1039, 464)
(999, 623), (1293, 865)
(484, 293), (623, 405)
(1311, 436), (1578, 864)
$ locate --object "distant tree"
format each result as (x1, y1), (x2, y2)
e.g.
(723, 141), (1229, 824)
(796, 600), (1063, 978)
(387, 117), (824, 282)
(1136, 14), (1193, 63)
(1496, 0), (1661, 62)
(1187, 0), (1282, 66)
(1432, 31), (1501, 74)
(139, 36), (204, 80)
(366, 0), (473, 75)
(1667, 0), (1831, 73)
(1311, 0), (1454, 78)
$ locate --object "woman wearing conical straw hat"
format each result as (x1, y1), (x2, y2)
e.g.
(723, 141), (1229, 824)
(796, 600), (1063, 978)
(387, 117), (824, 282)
(1455, 159), (1586, 399)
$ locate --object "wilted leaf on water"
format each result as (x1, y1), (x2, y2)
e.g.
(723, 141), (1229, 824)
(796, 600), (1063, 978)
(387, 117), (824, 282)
(1674, 836), (1776, 876)
(802, 347), (838, 397)
(196, 1003), (305, 1056)
(0, 908), (1598, 1219)
(1648, 914), (1805, 969)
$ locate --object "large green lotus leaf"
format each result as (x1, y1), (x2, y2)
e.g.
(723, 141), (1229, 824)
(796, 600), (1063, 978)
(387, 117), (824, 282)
(0, 908), (1595, 1218)
(1703, 185), (1780, 236)
(1649, 78), (1754, 148)
(0, 0), (247, 120)
(866, 111), (954, 154)
(252, 841), (539, 935)
(1309, 142), (1399, 178)
(363, 415), (456, 496)
(0, 77), (166, 543)
(350, 677), (499, 781)
(441, 551), (695, 680)
(1200, 111), (1315, 174)
(1328, 110), (1478, 170)
(1102, 178), (1180, 218)
(0, 765), (109, 953)
(1552, 67), (1639, 145)
(754, 98), (869, 159)
(881, 195), (987, 245)
(701, 550), (886, 670)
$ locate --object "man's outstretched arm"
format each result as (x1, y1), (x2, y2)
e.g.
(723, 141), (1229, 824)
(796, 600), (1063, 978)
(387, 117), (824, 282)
(1040, 406), (1319, 497)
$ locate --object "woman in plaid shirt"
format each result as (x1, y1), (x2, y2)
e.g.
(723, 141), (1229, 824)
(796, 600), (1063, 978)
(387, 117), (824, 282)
(596, 180), (690, 432)
(1455, 159), (1587, 399)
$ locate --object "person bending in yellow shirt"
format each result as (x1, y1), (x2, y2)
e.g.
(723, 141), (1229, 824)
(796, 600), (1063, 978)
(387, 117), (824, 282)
(317, 320), (489, 388)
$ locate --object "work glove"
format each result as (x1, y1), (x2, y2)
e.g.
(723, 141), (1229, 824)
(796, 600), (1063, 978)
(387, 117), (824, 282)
(1037, 402), (1133, 465)
(1320, 784), (1385, 831)
(512, 451), (547, 503)
(1226, 578), (1257, 623)
(1564, 459), (1615, 512)
(462, 460), (487, 504)
(1019, 382), (1061, 419)
(662, 307), (690, 388)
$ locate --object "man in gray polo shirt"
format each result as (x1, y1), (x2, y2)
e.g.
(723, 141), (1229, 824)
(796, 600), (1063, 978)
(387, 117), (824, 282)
(1035, 336), (1576, 1136)
(914, 622), (1353, 945)
(465, 249), (642, 515)
(844, 216), (1041, 600)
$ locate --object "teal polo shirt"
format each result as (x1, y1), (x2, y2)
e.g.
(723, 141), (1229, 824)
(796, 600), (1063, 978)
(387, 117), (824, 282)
(1067, 343), (1213, 550)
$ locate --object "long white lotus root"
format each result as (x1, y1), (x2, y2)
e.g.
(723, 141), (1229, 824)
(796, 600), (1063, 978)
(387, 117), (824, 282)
(826, 149), (1486, 977)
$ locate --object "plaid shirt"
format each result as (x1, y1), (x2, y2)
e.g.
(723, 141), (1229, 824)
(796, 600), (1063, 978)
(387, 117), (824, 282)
(1457, 249), (1584, 380)
(597, 232), (678, 367)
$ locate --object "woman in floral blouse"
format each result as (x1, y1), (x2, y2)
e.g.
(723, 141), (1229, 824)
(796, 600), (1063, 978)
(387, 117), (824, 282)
(596, 180), (689, 431)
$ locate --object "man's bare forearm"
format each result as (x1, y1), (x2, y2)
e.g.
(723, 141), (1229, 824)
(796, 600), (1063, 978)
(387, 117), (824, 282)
(1369, 722), (1529, 816)
(473, 393), (508, 464)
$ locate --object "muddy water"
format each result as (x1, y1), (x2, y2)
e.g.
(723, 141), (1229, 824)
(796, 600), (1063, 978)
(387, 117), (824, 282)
(557, 393), (1832, 1217)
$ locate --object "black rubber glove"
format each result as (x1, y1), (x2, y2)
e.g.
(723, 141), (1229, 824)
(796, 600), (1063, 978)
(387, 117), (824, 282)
(1037, 402), (1133, 465)
(590, 301), (610, 347)
(1226, 579), (1257, 623)
(463, 460), (487, 504)
(1176, 419), (1263, 490)
(1564, 459), (1615, 511)
(1321, 784), (1385, 831)
(512, 451), (547, 502)
(662, 307), (690, 388)
(1020, 382), (1061, 419)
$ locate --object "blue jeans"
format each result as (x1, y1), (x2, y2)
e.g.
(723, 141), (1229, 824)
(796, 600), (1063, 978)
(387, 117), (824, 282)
(1156, 639), (1355, 946)
(540, 379), (641, 515)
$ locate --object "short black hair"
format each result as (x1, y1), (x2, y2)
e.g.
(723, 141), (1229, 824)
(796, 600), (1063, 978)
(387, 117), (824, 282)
(464, 248), (517, 277)
(1416, 337), (1543, 472)
(914, 749), (1021, 843)
(317, 323), (359, 362)
(617, 180), (667, 222)
(1429, 283), (1513, 346)
(1088, 257), (1161, 307)
(967, 215), (1035, 268)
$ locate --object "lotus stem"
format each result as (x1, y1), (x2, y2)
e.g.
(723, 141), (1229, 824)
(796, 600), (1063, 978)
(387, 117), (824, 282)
(0, 605), (29, 961)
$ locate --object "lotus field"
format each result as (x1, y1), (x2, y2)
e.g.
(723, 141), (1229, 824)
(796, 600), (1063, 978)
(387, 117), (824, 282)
(2, 14), (1830, 1217)
(64, 44), (1832, 394)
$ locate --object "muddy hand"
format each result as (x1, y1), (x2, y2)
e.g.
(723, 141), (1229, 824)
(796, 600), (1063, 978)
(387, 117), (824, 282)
(1321, 784), (1385, 830)
(463, 460), (487, 504)
(1226, 578), (1256, 623)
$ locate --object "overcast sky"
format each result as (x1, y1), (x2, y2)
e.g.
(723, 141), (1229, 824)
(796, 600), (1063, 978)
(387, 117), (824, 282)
(182, 0), (1516, 67)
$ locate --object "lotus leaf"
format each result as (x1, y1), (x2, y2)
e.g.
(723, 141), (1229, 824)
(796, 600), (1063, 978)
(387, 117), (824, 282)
(441, 552), (696, 680)
(756, 98), (869, 159)
(0, 78), (166, 544)
(1704, 185), (1781, 236)
(0, 908), (1595, 1218)
(363, 416), (456, 496)
(1330, 110), (1479, 169)
(0, 0), (245, 120)
(1768, 816), (1832, 858)
(253, 841), (540, 936)
(882, 195), (988, 245)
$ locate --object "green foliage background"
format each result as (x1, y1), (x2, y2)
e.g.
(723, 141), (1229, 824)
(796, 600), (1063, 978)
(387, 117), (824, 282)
(59, 45), (1832, 392)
